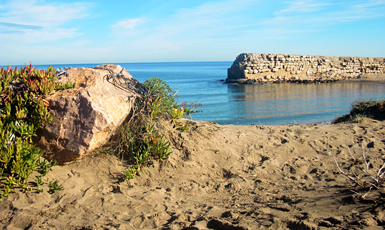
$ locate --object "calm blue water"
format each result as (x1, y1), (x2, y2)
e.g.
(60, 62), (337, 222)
(2, 62), (385, 125)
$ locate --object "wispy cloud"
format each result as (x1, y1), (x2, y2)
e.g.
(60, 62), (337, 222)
(112, 18), (144, 30)
(2, 0), (384, 64)
(105, 0), (263, 62)
(348, 0), (385, 19)
(262, 0), (385, 31)
(0, 0), (91, 42)
(277, 0), (330, 14)
(354, 0), (385, 8)
(0, 21), (42, 30)
(309, 0), (385, 23)
(0, 0), (90, 27)
(111, 0), (257, 48)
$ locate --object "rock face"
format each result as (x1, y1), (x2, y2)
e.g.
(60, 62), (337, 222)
(36, 64), (143, 164)
(226, 53), (385, 84)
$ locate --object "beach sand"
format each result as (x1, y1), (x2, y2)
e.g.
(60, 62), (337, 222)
(1, 118), (385, 229)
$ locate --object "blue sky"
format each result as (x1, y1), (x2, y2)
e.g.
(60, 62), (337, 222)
(0, 0), (384, 65)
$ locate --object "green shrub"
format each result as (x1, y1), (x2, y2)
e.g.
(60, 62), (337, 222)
(334, 100), (385, 123)
(115, 78), (200, 180)
(0, 63), (59, 201)
(115, 112), (172, 179)
(142, 78), (202, 119)
(172, 107), (185, 119)
(142, 78), (178, 119)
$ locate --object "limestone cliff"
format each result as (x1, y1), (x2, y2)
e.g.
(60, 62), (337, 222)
(226, 53), (385, 84)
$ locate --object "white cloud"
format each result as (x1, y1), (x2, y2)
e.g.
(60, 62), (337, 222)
(312, 1), (385, 23)
(0, 0), (90, 27)
(263, 0), (385, 29)
(277, 0), (330, 14)
(106, 0), (262, 62)
(0, 21), (42, 30)
(0, 0), (91, 43)
(112, 18), (144, 30)
(354, 0), (385, 8)
(109, 0), (258, 52)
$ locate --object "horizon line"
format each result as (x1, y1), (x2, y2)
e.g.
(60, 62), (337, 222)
(0, 60), (234, 68)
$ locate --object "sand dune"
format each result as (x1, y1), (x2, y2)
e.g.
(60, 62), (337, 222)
(1, 118), (385, 229)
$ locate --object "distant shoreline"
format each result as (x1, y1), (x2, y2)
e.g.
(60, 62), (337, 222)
(342, 74), (385, 84)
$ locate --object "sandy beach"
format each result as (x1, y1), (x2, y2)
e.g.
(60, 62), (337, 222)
(1, 117), (385, 229)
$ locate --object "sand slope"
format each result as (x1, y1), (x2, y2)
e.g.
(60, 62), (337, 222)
(1, 119), (385, 229)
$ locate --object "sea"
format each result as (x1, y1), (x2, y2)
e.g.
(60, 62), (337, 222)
(2, 62), (385, 125)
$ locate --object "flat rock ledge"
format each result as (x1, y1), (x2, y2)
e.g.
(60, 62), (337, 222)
(226, 53), (385, 84)
(36, 64), (143, 165)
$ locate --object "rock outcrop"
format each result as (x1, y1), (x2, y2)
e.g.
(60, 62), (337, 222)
(36, 64), (143, 164)
(226, 53), (385, 84)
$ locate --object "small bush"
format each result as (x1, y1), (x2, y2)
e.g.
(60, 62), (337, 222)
(333, 100), (385, 123)
(142, 78), (178, 119)
(0, 63), (60, 201)
(115, 78), (198, 180)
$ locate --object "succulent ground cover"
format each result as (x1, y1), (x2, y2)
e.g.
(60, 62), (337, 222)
(0, 64), (68, 200)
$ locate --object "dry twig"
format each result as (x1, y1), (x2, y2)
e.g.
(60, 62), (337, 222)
(333, 146), (385, 199)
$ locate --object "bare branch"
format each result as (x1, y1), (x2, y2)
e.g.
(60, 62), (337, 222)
(333, 154), (363, 187)
(377, 162), (385, 178)
(333, 145), (385, 201)
(362, 147), (370, 172)
(347, 146), (356, 161)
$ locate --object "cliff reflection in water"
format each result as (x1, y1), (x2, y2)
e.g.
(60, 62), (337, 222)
(225, 82), (385, 125)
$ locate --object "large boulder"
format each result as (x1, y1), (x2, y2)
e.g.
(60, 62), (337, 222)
(36, 64), (143, 164)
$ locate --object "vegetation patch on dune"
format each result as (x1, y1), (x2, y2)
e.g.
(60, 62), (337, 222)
(0, 64), (71, 200)
(112, 78), (199, 180)
(333, 100), (385, 123)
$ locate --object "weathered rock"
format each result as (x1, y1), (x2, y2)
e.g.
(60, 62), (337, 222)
(226, 53), (385, 84)
(36, 64), (143, 164)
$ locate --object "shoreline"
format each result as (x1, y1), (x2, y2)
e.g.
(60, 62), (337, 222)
(341, 75), (385, 84)
(225, 74), (385, 85)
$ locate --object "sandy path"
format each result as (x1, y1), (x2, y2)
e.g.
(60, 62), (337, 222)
(1, 119), (385, 229)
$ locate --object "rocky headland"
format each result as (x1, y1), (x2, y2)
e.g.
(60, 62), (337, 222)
(226, 53), (385, 84)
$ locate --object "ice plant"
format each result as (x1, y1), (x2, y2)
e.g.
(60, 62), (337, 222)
(0, 63), (59, 201)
